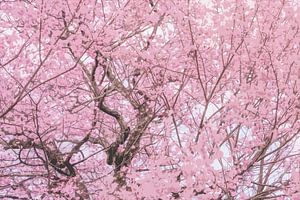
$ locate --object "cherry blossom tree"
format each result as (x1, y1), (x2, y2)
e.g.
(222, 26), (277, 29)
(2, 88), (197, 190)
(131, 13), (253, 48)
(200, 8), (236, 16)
(0, 0), (300, 199)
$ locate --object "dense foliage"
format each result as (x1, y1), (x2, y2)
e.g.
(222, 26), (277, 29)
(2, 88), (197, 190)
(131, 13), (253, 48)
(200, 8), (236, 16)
(0, 0), (300, 199)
